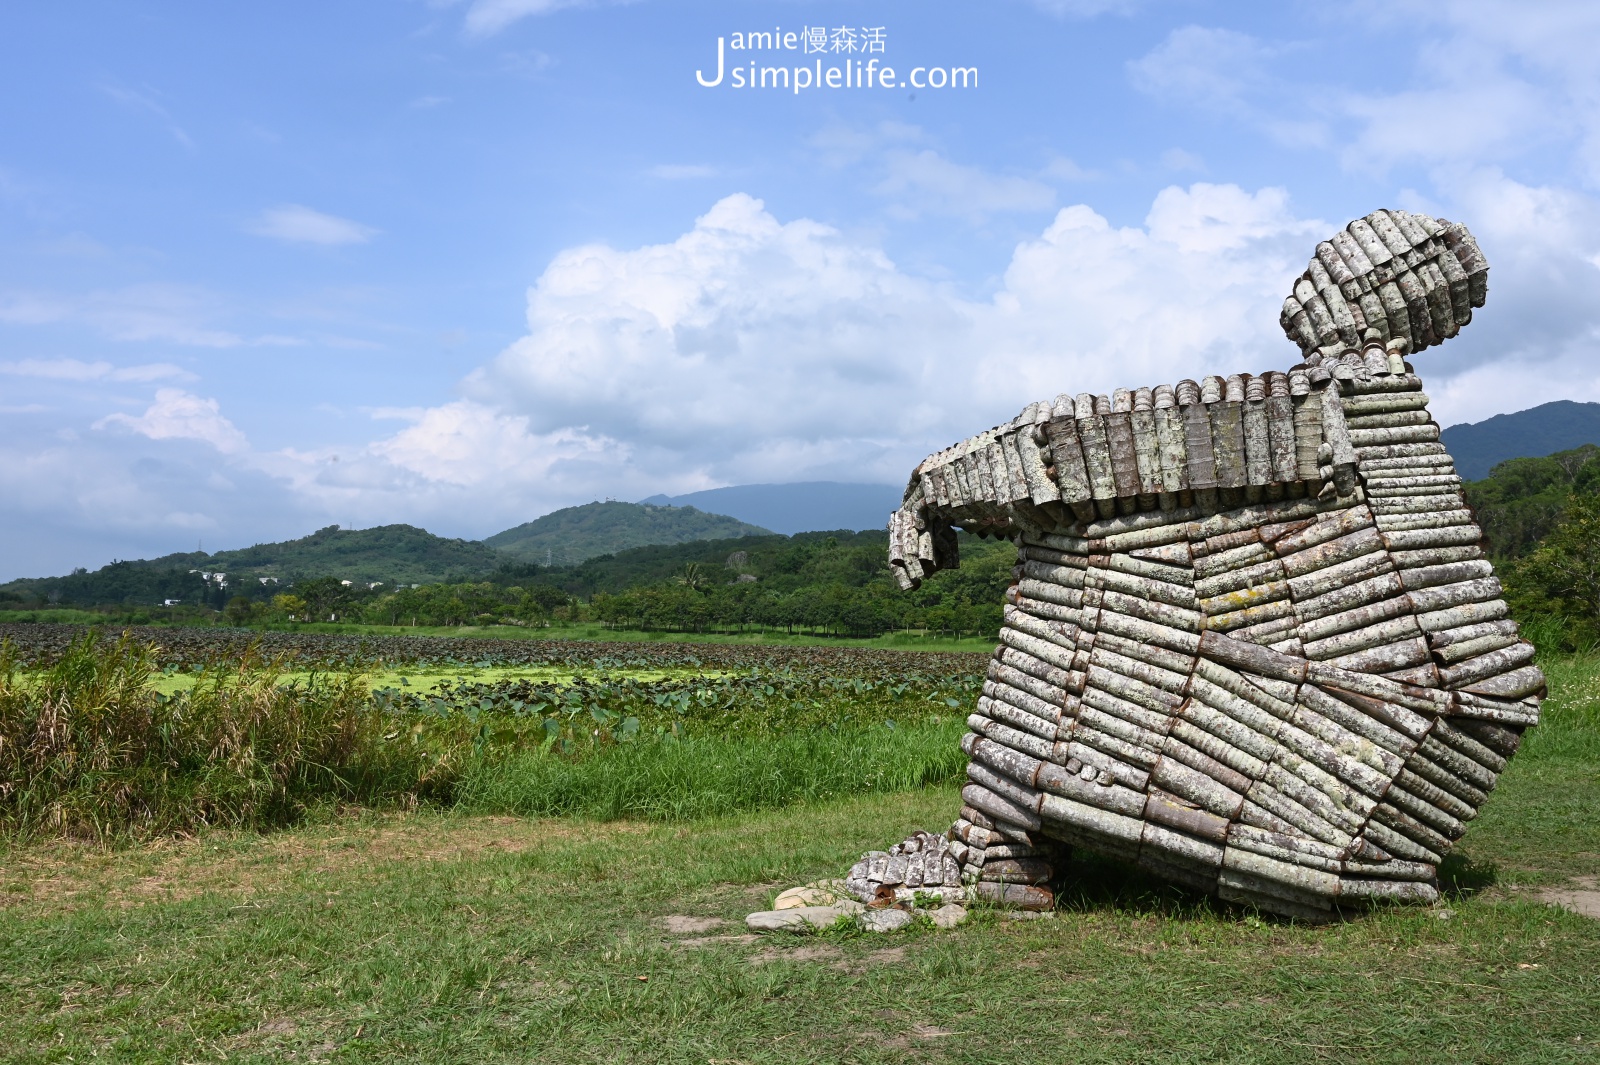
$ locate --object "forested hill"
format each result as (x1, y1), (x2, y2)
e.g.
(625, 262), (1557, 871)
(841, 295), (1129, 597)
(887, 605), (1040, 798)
(553, 530), (888, 597)
(485, 501), (772, 566)
(1463, 443), (1600, 558)
(0, 524), (504, 608)
(1442, 400), (1600, 480)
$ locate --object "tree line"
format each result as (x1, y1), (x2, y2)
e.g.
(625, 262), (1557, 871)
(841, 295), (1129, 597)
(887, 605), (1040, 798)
(206, 533), (1016, 639)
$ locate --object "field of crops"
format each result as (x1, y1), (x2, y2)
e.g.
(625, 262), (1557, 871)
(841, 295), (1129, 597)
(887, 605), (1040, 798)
(0, 624), (985, 837)
(1, 622), (983, 736)
(0, 623), (983, 677)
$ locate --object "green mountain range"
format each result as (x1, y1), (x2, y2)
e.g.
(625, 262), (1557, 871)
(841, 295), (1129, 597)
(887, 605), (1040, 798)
(1441, 400), (1600, 480)
(1, 502), (776, 608)
(485, 501), (771, 566)
(0, 524), (505, 609)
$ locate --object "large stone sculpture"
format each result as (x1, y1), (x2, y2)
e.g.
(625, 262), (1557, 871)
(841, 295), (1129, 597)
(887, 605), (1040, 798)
(853, 211), (1543, 921)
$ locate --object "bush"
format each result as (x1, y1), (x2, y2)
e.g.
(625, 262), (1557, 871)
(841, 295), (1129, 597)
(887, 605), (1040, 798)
(0, 631), (446, 839)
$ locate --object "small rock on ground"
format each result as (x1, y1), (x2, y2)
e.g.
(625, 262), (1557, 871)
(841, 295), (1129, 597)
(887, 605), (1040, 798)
(1004, 909), (1057, 921)
(925, 904), (968, 929)
(746, 902), (860, 932)
(774, 885), (840, 910)
(859, 908), (914, 933)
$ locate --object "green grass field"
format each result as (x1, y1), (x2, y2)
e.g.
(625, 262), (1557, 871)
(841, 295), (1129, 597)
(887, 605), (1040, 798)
(2, 657), (1597, 1063)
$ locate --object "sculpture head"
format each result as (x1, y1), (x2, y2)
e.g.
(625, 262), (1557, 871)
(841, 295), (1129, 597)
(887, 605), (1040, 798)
(1281, 209), (1489, 363)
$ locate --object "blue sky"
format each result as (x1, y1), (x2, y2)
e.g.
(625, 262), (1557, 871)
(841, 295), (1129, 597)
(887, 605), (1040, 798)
(4, 1), (1600, 580)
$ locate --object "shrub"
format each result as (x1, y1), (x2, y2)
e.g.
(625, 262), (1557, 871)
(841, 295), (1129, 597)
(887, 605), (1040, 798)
(0, 631), (446, 840)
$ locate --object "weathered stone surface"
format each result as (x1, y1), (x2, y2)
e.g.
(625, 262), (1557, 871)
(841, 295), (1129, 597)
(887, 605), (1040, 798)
(745, 905), (850, 933)
(925, 903), (969, 929)
(859, 908), (915, 933)
(773, 884), (841, 910)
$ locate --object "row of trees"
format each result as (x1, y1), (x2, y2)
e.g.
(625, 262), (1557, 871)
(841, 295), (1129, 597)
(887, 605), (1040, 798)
(1467, 445), (1600, 651)
(208, 534), (1017, 639)
(588, 581), (1003, 638)
(223, 578), (575, 629)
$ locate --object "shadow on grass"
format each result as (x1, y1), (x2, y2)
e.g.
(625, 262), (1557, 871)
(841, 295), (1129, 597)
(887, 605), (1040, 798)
(1438, 851), (1499, 899)
(1049, 848), (1485, 925)
(1051, 851), (1227, 922)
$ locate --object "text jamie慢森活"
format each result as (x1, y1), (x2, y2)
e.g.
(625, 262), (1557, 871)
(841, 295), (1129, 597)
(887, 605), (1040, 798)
(694, 27), (976, 93)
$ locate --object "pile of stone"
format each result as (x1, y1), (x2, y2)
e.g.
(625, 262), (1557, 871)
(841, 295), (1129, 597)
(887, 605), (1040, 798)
(744, 829), (1067, 934)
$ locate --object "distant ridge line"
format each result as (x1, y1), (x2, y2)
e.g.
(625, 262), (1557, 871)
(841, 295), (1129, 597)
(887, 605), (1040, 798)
(1441, 400), (1600, 480)
(639, 481), (901, 536)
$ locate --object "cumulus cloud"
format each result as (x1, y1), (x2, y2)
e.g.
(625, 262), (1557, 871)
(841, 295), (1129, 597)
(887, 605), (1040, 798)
(369, 402), (615, 488)
(432, 187), (1325, 493)
(94, 389), (250, 454)
(12, 177), (1598, 576)
(247, 205), (378, 246)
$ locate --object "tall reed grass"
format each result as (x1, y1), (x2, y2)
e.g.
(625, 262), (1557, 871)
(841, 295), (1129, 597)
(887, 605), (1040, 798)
(0, 632), (442, 839)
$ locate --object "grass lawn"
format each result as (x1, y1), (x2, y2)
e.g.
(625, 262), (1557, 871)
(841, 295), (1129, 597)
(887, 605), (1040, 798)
(3, 664), (1598, 1063)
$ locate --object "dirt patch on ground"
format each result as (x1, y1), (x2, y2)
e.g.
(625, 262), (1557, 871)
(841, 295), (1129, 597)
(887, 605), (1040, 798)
(675, 934), (758, 948)
(0, 812), (646, 915)
(750, 943), (843, 966)
(830, 946), (906, 974)
(1532, 877), (1600, 919)
(658, 915), (728, 934)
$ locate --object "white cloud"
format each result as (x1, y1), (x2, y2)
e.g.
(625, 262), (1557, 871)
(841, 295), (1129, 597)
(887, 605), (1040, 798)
(100, 83), (194, 149)
(1342, 1), (1600, 179)
(875, 150), (1057, 219)
(1130, 6), (1600, 181)
(247, 205), (379, 246)
(87, 284), (246, 347)
(1128, 27), (1279, 113)
(0, 358), (194, 382)
(808, 124), (1058, 220)
(1044, 157), (1099, 181)
(0, 285), (291, 348)
(0, 291), (71, 325)
(1160, 148), (1205, 172)
(1026, 0), (1142, 15)
(368, 402), (615, 488)
(1401, 168), (1600, 425)
(649, 164), (717, 180)
(14, 178), (1600, 571)
(94, 389), (250, 454)
(428, 188), (1324, 495)
(461, 0), (623, 37)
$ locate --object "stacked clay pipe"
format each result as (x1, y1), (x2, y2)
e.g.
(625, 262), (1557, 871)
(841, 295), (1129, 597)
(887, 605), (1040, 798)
(858, 211), (1539, 920)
